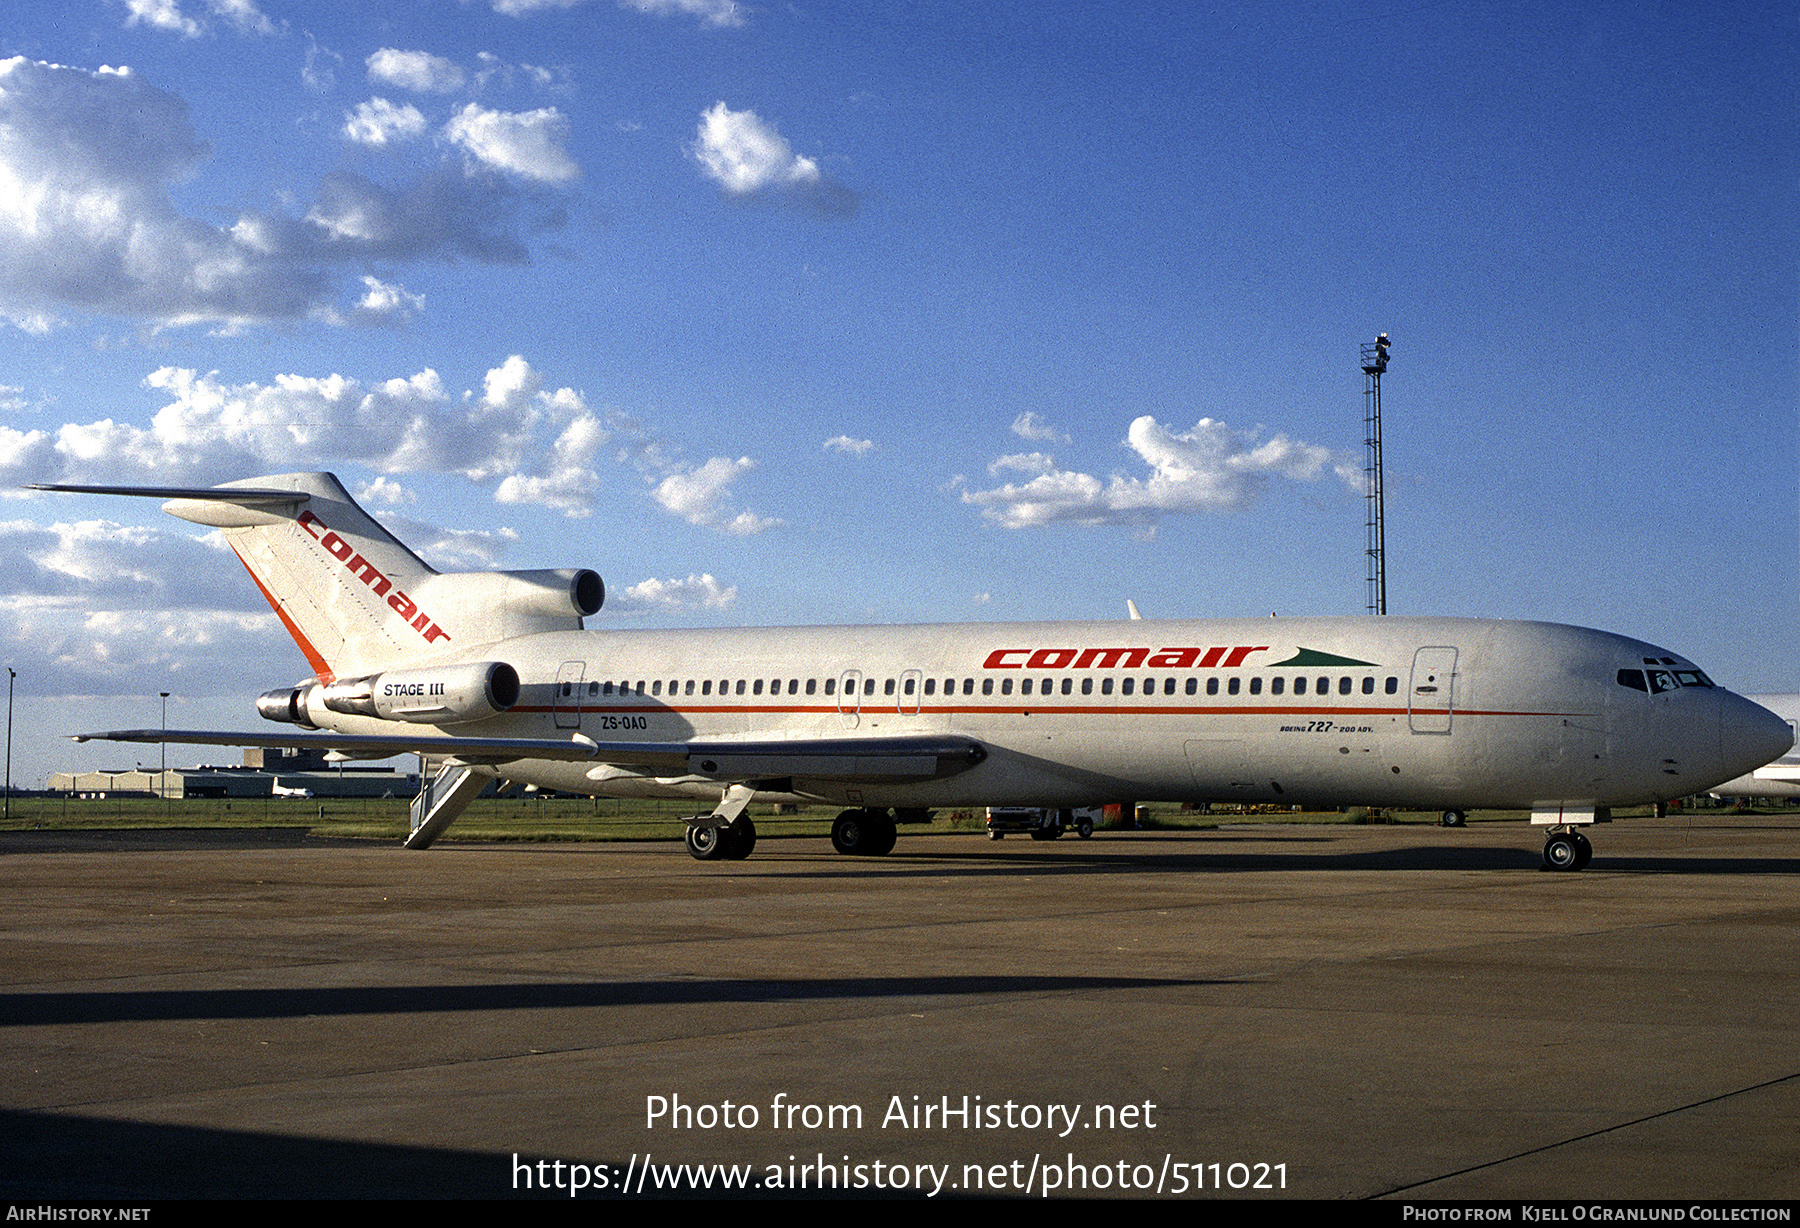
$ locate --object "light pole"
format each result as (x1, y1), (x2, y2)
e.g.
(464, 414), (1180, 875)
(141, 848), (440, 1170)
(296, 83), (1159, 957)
(159, 691), (170, 800)
(5, 667), (14, 823)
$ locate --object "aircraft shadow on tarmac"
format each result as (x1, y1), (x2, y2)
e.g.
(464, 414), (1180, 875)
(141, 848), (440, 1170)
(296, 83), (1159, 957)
(1, 973), (1239, 1027)
(0, 1108), (666, 1201)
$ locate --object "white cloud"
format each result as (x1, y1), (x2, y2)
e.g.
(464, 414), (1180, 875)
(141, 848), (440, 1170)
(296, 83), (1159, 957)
(691, 102), (855, 216)
(1011, 411), (1069, 443)
(350, 275), (424, 323)
(623, 0), (746, 28)
(823, 435), (874, 456)
(615, 573), (738, 610)
(962, 415), (1360, 530)
(444, 104), (579, 183)
(123, 0), (202, 37)
(0, 358), (594, 498)
(206, 0), (279, 35)
(121, 0), (278, 37)
(380, 515), (521, 570)
(343, 98), (427, 148)
(0, 59), (567, 331)
(1, 354), (789, 528)
(988, 452), (1056, 477)
(366, 48), (467, 94)
(355, 476), (416, 505)
(487, 0), (746, 26)
(650, 456), (781, 534)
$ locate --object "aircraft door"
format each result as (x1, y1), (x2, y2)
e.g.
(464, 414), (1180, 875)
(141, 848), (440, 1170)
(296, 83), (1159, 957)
(1408, 647), (1457, 734)
(554, 660), (586, 730)
(837, 669), (863, 729)
(899, 669), (922, 716)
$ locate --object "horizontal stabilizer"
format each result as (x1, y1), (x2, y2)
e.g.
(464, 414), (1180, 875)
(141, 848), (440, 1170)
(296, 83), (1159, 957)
(29, 482), (308, 505)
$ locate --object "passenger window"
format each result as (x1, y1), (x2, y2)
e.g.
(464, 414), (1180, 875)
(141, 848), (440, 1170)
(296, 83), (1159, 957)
(734, 680), (745, 696)
(806, 679), (816, 695)
(1361, 677), (1374, 694)
(752, 679), (762, 696)
(1227, 677), (1240, 695)
(651, 681), (662, 696)
(1271, 677), (1284, 695)
(1001, 678), (1013, 696)
(1164, 678), (1176, 696)
(685, 680), (695, 696)
(923, 678), (934, 696)
(1101, 678), (1114, 695)
(1185, 677), (1197, 695)
(885, 678), (896, 696)
(1206, 678), (1218, 695)
(1316, 676), (1328, 694)
(1063, 678), (1074, 695)
(1121, 678), (1134, 696)
(864, 678), (876, 696)
(1339, 677), (1352, 695)
(824, 678), (835, 696)
(1385, 677), (1398, 694)
(1295, 677), (1307, 696)
(1020, 678), (1032, 696)
(982, 678), (994, 696)
(963, 678), (974, 695)
(904, 677), (915, 695)
(1249, 677), (1262, 695)
(1082, 678), (1094, 695)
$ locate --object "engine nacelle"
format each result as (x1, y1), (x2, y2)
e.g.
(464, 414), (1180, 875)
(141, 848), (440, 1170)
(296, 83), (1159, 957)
(259, 661), (521, 727)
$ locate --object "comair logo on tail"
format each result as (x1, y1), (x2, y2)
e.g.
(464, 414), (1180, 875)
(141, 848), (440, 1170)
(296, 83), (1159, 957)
(296, 510), (450, 646)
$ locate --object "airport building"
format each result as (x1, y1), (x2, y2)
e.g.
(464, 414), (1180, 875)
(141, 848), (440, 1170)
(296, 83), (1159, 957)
(49, 747), (417, 800)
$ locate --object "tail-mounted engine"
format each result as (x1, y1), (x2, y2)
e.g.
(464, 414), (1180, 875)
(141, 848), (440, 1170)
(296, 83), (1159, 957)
(259, 661), (521, 728)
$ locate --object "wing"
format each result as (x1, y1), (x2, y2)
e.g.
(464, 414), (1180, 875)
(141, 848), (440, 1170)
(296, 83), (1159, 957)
(74, 728), (987, 781)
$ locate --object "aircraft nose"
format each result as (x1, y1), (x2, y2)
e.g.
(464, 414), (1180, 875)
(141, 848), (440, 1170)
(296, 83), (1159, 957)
(1719, 693), (1794, 779)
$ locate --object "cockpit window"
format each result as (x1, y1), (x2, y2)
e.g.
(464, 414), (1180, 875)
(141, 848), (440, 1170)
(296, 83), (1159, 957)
(1619, 666), (1713, 693)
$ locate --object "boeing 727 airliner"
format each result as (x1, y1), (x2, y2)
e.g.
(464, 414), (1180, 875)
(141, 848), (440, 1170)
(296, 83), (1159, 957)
(34, 473), (1790, 871)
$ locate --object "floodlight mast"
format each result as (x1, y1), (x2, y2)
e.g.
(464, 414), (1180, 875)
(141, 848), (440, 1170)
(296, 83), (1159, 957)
(1360, 333), (1390, 615)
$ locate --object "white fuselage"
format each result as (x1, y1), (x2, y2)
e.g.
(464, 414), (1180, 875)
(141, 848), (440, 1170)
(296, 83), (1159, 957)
(303, 615), (1783, 814)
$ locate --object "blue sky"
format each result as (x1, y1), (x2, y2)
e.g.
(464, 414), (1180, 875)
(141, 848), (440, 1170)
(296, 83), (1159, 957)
(0, 0), (1793, 787)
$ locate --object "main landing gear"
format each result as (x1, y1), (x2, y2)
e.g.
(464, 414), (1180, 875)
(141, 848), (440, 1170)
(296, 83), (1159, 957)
(1541, 828), (1593, 872)
(831, 807), (897, 856)
(1440, 810), (1468, 827)
(684, 814), (757, 861)
(684, 782), (758, 862)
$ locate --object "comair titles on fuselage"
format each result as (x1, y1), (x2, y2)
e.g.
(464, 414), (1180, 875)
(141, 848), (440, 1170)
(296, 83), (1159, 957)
(982, 646), (1271, 670)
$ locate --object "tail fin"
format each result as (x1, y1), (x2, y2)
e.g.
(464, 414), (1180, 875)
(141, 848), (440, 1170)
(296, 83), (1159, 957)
(35, 473), (603, 682)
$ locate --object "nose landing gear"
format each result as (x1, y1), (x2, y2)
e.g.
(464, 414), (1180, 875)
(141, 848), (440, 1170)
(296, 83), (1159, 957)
(1542, 828), (1593, 871)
